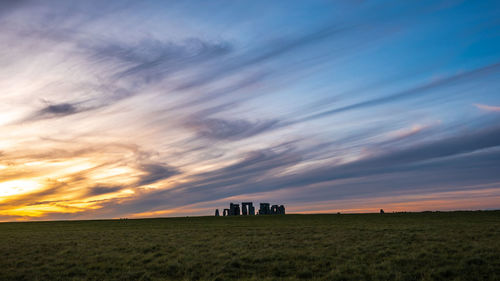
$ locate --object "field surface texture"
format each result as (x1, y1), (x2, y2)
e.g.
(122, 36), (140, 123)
(1, 212), (499, 281)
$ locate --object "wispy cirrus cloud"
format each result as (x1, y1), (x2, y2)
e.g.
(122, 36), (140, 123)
(475, 103), (500, 112)
(185, 117), (279, 141)
(85, 37), (233, 84)
(293, 62), (500, 123)
(137, 163), (179, 186)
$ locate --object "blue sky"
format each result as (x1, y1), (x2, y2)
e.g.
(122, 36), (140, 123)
(0, 0), (499, 220)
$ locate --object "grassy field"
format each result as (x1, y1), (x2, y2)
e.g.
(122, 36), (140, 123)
(0, 211), (499, 281)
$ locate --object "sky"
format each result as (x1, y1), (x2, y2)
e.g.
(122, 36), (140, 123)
(0, 0), (499, 221)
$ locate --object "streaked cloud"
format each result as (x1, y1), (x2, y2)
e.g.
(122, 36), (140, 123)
(185, 117), (279, 141)
(475, 103), (500, 112)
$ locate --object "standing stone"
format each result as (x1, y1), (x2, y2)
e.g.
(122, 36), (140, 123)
(279, 205), (285, 215)
(230, 203), (240, 216)
(241, 202), (254, 216)
(249, 205), (255, 216)
(259, 203), (270, 215)
(271, 205), (279, 214)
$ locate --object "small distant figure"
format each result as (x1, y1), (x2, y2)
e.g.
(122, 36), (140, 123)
(380, 209), (385, 214)
(215, 209), (220, 216)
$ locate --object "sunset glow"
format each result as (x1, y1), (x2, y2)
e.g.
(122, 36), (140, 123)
(0, 0), (499, 221)
(0, 180), (41, 198)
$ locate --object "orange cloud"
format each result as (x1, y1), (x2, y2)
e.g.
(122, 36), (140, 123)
(474, 103), (500, 112)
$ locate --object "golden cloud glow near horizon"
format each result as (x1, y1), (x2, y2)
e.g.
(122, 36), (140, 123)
(0, 154), (132, 218)
(0, 136), (183, 219)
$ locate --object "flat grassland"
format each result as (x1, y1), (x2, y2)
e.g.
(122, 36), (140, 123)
(0, 211), (499, 280)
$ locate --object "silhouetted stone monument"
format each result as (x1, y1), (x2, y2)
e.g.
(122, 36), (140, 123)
(219, 202), (284, 216)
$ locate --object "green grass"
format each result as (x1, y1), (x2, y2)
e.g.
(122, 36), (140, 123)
(1, 211), (499, 280)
